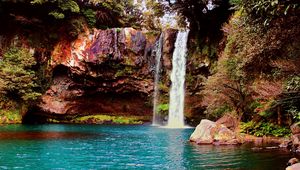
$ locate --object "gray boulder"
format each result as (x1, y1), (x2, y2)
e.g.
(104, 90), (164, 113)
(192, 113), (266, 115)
(190, 119), (239, 145)
(190, 119), (216, 144)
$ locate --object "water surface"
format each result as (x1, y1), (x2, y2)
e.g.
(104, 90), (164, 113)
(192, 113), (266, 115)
(0, 124), (292, 169)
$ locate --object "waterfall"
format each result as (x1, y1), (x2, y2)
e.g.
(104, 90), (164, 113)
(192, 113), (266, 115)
(152, 33), (163, 126)
(167, 30), (189, 128)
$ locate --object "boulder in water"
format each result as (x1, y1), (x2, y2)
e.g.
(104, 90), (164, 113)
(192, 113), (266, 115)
(190, 119), (239, 145)
(190, 119), (216, 144)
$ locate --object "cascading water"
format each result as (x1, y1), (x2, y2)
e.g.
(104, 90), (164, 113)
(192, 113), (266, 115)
(152, 33), (163, 126)
(167, 30), (189, 128)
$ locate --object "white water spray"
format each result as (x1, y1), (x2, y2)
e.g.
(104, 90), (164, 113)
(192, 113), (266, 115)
(152, 33), (164, 126)
(166, 30), (189, 128)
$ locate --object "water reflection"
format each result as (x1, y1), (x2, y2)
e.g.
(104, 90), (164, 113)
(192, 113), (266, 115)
(0, 125), (293, 169)
(165, 129), (186, 169)
(0, 131), (96, 140)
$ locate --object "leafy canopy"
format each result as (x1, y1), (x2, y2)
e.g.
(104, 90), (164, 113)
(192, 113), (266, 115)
(0, 47), (41, 103)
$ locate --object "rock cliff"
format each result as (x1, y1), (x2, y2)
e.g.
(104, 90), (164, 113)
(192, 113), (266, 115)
(34, 28), (155, 119)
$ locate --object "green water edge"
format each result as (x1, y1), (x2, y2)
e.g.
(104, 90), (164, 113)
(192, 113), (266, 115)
(47, 114), (151, 125)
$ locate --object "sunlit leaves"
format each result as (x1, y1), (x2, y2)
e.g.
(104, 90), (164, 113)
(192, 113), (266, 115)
(0, 47), (41, 103)
(30, 0), (80, 19)
(49, 11), (65, 19)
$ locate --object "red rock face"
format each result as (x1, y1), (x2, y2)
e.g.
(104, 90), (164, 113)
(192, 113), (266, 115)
(39, 27), (156, 116)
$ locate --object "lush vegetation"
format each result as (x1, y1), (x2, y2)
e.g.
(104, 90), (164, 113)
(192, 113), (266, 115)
(240, 121), (290, 137)
(28, 0), (143, 28)
(0, 47), (41, 104)
(0, 47), (41, 122)
(200, 0), (300, 136)
(46, 115), (150, 124)
(0, 0), (299, 138)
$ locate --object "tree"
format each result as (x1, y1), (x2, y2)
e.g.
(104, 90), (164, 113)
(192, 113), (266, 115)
(0, 47), (41, 104)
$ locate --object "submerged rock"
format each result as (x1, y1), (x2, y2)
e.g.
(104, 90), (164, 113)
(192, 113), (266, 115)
(190, 119), (239, 145)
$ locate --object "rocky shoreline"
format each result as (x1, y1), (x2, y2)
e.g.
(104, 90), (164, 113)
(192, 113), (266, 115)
(189, 116), (297, 150)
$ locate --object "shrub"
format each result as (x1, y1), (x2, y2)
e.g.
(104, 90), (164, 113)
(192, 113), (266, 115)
(240, 121), (291, 137)
(0, 47), (41, 104)
(158, 103), (169, 112)
(210, 105), (232, 119)
(82, 9), (97, 27)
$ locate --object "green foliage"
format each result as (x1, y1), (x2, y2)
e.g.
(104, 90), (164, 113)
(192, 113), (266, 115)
(72, 115), (147, 124)
(31, 0), (80, 19)
(224, 57), (243, 80)
(240, 121), (291, 137)
(288, 106), (300, 122)
(285, 76), (300, 91)
(82, 9), (97, 27)
(281, 75), (300, 122)
(29, 0), (142, 28)
(58, 0), (79, 13)
(202, 0), (299, 124)
(48, 11), (65, 19)
(156, 103), (169, 116)
(114, 66), (133, 77)
(158, 103), (169, 112)
(0, 109), (22, 124)
(210, 105), (232, 119)
(158, 82), (169, 93)
(231, 0), (299, 25)
(252, 99), (276, 118)
(0, 47), (41, 103)
(140, 0), (164, 30)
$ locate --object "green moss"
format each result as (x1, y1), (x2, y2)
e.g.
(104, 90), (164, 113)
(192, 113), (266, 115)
(72, 115), (149, 124)
(114, 66), (133, 77)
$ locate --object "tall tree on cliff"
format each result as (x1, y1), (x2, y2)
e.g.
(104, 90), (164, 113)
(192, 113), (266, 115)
(0, 47), (41, 114)
(201, 0), (300, 124)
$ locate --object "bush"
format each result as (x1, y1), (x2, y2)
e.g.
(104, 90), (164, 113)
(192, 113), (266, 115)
(82, 9), (97, 27)
(0, 47), (41, 104)
(230, 0), (299, 25)
(210, 105), (232, 119)
(240, 121), (291, 137)
(158, 103), (169, 112)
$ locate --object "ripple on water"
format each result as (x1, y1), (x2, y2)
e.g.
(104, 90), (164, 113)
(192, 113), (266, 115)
(0, 124), (292, 169)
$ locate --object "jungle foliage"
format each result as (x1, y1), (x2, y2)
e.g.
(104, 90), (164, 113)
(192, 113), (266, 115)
(201, 0), (300, 130)
(0, 0), (143, 29)
(0, 47), (41, 104)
